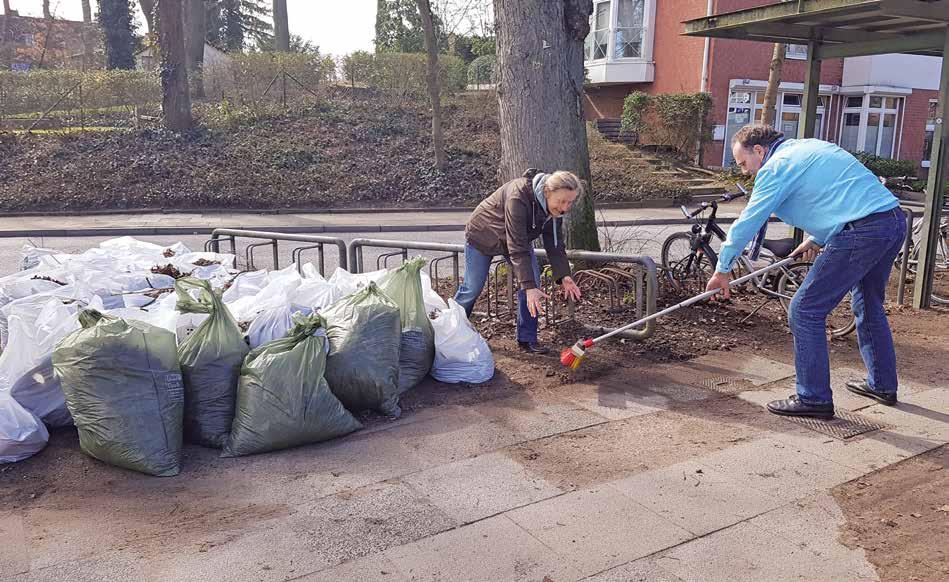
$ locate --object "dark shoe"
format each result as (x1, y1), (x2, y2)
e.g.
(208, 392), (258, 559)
(767, 394), (835, 419)
(518, 341), (550, 355)
(846, 380), (897, 406)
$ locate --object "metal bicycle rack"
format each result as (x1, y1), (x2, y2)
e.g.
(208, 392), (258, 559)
(205, 229), (348, 276)
(348, 238), (659, 340)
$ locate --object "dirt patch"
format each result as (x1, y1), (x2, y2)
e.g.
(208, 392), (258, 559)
(0, 92), (686, 212)
(833, 445), (949, 582)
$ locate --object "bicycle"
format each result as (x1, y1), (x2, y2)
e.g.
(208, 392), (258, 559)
(894, 213), (949, 305)
(660, 187), (857, 338)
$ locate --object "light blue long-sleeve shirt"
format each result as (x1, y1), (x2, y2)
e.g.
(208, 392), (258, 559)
(717, 139), (899, 273)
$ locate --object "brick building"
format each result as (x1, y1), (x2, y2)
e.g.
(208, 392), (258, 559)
(583, 0), (943, 174)
(0, 12), (100, 70)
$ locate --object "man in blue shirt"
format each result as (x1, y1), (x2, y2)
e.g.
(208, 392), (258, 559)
(707, 124), (906, 419)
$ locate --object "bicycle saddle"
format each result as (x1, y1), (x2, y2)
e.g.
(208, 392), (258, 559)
(762, 238), (796, 259)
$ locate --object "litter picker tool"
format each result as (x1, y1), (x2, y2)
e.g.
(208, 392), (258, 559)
(561, 255), (799, 369)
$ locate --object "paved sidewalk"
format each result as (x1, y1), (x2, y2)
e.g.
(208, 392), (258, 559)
(3, 346), (946, 582)
(2, 205), (754, 237)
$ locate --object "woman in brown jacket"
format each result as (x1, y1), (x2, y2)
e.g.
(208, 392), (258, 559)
(455, 169), (583, 354)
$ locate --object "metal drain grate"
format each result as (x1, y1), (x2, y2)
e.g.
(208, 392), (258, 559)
(699, 376), (754, 394)
(783, 410), (888, 440)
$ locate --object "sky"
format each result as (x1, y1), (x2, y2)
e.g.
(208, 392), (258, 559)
(14, 0), (378, 57)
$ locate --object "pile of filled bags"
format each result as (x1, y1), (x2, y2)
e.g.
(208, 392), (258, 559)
(0, 238), (494, 475)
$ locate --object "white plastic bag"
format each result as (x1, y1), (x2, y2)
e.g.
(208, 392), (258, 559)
(328, 267), (388, 298)
(0, 298), (82, 427)
(20, 246), (61, 271)
(246, 304), (313, 348)
(223, 270), (269, 304)
(0, 393), (49, 463)
(420, 271), (448, 313)
(430, 299), (494, 384)
(291, 278), (339, 311)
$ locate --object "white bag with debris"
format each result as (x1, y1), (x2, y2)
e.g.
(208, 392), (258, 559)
(0, 297), (85, 427)
(420, 271), (448, 313)
(0, 392), (49, 463)
(328, 267), (387, 298)
(246, 304), (314, 348)
(430, 299), (494, 384)
(20, 246), (62, 271)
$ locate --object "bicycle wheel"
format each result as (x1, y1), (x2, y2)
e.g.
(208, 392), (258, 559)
(904, 232), (949, 305)
(929, 225), (949, 304)
(776, 262), (857, 339)
(661, 232), (695, 271)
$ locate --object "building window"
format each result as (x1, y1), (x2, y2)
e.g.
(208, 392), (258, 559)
(723, 89), (827, 167)
(585, 1), (612, 61)
(585, 0), (648, 61)
(785, 44), (808, 60)
(15, 33), (35, 47)
(840, 113), (862, 152)
(923, 99), (938, 166)
(838, 94), (902, 158)
(615, 0), (646, 58)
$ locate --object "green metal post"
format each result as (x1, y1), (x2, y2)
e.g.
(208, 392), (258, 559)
(792, 40), (823, 245)
(913, 29), (949, 309)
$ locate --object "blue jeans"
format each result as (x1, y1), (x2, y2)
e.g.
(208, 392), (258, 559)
(454, 243), (541, 343)
(789, 208), (906, 405)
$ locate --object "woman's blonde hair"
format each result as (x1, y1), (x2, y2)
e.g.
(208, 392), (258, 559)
(545, 170), (583, 197)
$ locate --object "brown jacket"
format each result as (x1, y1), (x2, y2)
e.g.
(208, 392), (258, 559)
(465, 171), (572, 291)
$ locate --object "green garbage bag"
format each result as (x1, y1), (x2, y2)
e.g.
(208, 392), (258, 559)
(378, 259), (435, 394)
(176, 277), (249, 448)
(222, 313), (362, 457)
(52, 310), (184, 477)
(322, 283), (402, 417)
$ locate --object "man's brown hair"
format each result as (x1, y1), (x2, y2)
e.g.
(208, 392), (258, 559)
(732, 124), (783, 149)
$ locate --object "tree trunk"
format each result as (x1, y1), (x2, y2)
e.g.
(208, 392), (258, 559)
(2, 1), (12, 15)
(185, 0), (205, 98)
(158, 0), (192, 131)
(80, 0), (94, 69)
(417, 0), (446, 170)
(141, 0), (156, 36)
(100, 0), (136, 69)
(493, 0), (599, 251)
(761, 43), (786, 127)
(43, 0), (51, 19)
(272, 0), (289, 52)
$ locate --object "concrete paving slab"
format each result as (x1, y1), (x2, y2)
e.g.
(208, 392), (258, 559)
(554, 382), (670, 421)
(142, 516), (334, 582)
(387, 407), (528, 463)
(581, 557), (686, 582)
(681, 353), (797, 387)
(402, 452), (564, 524)
(290, 554), (408, 582)
(384, 515), (584, 582)
(655, 520), (877, 582)
(505, 487), (692, 576)
(857, 393), (949, 442)
(747, 493), (879, 580)
(767, 426), (944, 474)
(238, 429), (444, 500)
(0, 513), (29, 579)
(4, 550), (146, 582)
(297, 480), (458, 566)
(696, 437), (863, 499)
(606, 461), (784, 536)
(473, 395), (609, 443)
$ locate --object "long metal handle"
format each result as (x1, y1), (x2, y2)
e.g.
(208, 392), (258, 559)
(591, 255), (798, 346)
